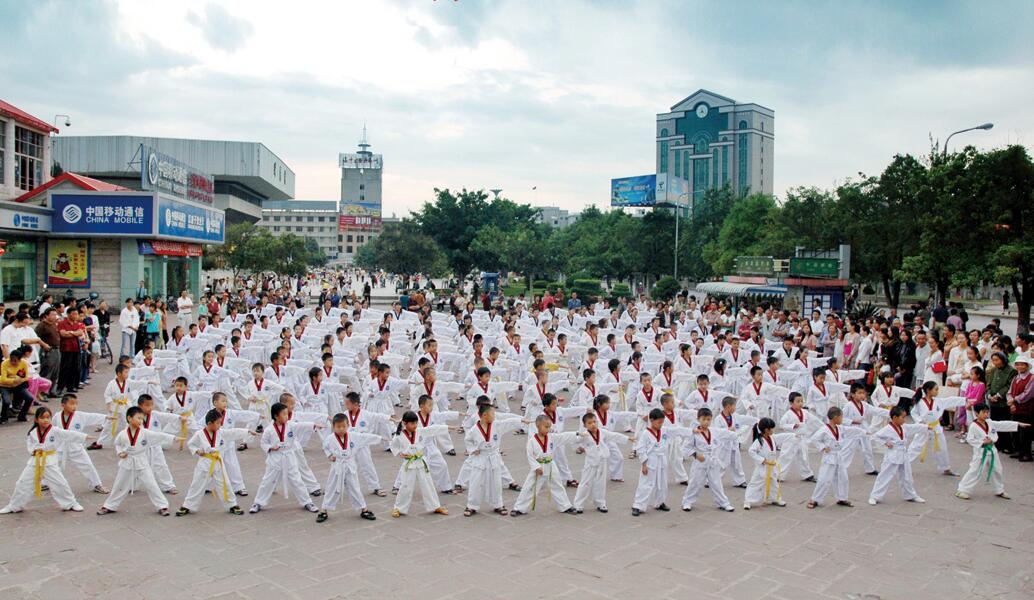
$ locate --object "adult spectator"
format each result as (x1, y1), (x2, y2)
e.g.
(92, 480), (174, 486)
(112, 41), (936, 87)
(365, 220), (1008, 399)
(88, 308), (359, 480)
(0, 347), (34, 423)
(57, 309), (87, 394)
(566, 292), (582, 310)
(135, 279), (148, 301)
(2, 312), (44, 365)
(95, 300), (111, 348)
(37, 293), (53, 317)
(1007, 355), (1034, 462)
(931, 301), (949, 341)
(176, 289), (194, 329)
(986, 352), (1017, 454)
(35, 308), (61, 397)
(119, 298), (140, 358)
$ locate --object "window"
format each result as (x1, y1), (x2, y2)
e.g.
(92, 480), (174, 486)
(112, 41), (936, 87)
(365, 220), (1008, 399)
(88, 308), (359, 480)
(359, 194), (364, 201)
(338, 235), (343, 242)
(357, 235), (364, 243)
(0, 120), (5, 184)
(738, 121), (749, 195)
(347, 245), (353, 253)
(682, 151), (689, 181)
(674, 149), (680, 177)
(359, 184), (364, 190)
(273, 216), (281, 222)
(722, 146), (728, 184)
(346, 235), (353, 242)
(307, 226), (314, 232)
(307, 216), (314, 222)
(14, 126), (44, 191)
(658, 128), (668, 174)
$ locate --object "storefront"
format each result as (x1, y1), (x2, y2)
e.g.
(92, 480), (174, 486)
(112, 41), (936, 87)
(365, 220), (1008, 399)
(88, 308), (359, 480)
(0, 200), (51, 302)
(48, 190), (224, 301)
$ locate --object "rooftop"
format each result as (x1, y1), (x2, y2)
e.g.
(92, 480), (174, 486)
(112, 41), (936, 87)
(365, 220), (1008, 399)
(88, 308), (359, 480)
(0, 99), (60, 134)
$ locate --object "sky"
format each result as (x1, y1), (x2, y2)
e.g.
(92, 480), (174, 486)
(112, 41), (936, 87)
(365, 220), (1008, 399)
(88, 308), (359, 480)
(2, 0), (1032, 217)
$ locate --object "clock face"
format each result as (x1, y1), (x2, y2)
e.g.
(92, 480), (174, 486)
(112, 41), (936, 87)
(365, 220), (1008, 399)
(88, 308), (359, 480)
(695, 104), (708, 118)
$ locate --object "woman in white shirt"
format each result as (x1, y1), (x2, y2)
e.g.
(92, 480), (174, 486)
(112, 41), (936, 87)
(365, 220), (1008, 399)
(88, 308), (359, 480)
(922, 337), (944, 384)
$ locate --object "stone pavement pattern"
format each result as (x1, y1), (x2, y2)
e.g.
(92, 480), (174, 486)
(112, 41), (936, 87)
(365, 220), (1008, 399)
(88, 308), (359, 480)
(1, 359), (1033, 600)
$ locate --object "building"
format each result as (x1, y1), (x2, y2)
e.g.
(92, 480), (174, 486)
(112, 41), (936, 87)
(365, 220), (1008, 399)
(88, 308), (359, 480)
(536, 206), (579, 228)
(52, 136), (295, 224)
(337, 127), (383, 264)
(1, 99), (58, 202)
(656, 89), (774, 205)
(260, 200), (339, 261)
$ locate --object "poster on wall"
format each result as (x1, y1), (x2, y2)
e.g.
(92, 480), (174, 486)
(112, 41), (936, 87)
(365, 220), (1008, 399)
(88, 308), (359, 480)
(46, 239), (91, 288)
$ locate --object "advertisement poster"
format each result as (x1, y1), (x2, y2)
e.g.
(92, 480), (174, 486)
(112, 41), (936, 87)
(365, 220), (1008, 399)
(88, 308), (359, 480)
(610, 174), (657, 207)
(338, 200), (382, 231)
(46, 239), (91, 287)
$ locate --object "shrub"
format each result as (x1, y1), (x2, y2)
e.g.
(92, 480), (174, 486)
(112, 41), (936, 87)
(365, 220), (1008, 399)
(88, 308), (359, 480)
(610, 283), (632, 303)
(651, 276), (680, 301)
(570, 278), (602, 300)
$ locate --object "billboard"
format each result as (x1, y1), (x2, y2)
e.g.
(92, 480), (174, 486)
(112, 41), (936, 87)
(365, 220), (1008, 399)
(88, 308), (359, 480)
(338, 200), (382, 231)
(611, 174), (657, 207)
(51, 192), (154, 236)
(46, 239), (91, 287)
(656, 173), (690, 206)
(141, 144), (215, 204)
(157, 196), (225, 244)
(339, 153), (383, 170)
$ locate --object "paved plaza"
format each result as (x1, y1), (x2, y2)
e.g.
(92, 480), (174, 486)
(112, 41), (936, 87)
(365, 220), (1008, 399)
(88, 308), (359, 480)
(1, 350), (1033, 600)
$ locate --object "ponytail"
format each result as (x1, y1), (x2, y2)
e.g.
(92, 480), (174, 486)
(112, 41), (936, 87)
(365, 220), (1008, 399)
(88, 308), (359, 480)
(29, 406), (51, 434)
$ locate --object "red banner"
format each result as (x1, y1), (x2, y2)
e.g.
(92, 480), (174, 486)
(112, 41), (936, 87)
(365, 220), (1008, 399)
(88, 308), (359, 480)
(138, 240), (203, 257)
(338, 214), (380, 231)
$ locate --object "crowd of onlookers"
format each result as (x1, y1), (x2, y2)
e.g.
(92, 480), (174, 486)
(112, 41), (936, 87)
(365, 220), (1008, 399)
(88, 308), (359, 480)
(1, 295), (108, 423)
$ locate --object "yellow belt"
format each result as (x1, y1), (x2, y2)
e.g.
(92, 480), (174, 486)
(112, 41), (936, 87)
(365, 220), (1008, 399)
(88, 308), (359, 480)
(618, 387), (627, 411)
(34, 450), (57, 497)
(764, 461), (782, 502)
(531, 457), (554, 511)
(110, 397), (130, 436)
(919, 421), (940, 463)
(179, 411), (193, 450)
(202, 451), (231, 502)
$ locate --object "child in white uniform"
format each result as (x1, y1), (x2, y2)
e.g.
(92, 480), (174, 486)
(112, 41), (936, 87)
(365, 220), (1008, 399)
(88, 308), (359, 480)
(713, 396), (759, 488)
(631, 408), (695, 516)
(806, 407), (866, 508)
(585, 394), (637, 481)
(390, 411), (452, 518)
(209, 392), (261, 496)
(54, 394), (109, 493)
(778, 393), (818, 481)
(842, 383), (890, 475)
(742, 418), (792, 510)
(463, 405), (525, 517)
(908, 382), (967, 476)
(249, 402), (323, 514)
(392, 395), (458, 495)
(681, 407), (739, 512)
(511, 415), (582, 516)
(137, 394), (186, 494)
(1, 407), (91, 514)
(176, 409), (256, 516)
(955, 403), (1029, 500)
(868, 406), (929, 505)
(98, 406), (182, 516)
(572, 411), (630, 513)
(316, 413), (380, 523)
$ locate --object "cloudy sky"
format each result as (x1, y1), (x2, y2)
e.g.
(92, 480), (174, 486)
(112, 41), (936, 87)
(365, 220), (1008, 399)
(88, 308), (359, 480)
(2, 0), (1032, 215)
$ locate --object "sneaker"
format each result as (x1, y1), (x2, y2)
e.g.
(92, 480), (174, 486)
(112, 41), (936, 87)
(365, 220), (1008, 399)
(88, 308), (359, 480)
(316, 511), (328, 523)
(867, 498), (877, 506)
(657, 503), (670, 512)
(955, 491), (970, 500)
(997, 492), (1011, 499)
(93, 485), (109, 494)
(433, 507), (449, 515)
(596, 507), (608, 513)
(772, 500), (786, 507)
(304, 503), (318, 513)
(175, 507), (190, 516)
(742, 503), (751, 510)
(722, 505), (735, 512)
(229, 506), (244, 515)
(682, 505), (692, 512)
(310, 489), (322, 497)
(631, 508), (642, 517)
(391, 509), (402, 518)
(563, 507), (577, 514)
(908, 497), (926, 503)
(68, 504), (84, 512)
(360, 510), (376, 520)
(0, 506), (21, 514)
(249, 504), (262, 513)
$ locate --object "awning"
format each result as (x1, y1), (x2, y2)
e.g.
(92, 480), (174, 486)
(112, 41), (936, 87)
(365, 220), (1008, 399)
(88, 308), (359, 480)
(694, 282), (787, 296)
(694, 282), (756, 295)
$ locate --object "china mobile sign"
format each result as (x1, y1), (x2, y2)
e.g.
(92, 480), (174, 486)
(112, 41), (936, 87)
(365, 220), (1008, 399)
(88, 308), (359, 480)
(141, 144), (215, 204)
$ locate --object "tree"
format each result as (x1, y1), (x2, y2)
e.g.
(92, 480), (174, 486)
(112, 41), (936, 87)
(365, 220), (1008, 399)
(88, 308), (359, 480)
(679, 186), (735, 282)
(975, 145), (1034, 334)
(206, 222), (276, 279)
(271, 234), (315, 277)
(303, 238), (328, 268)
(703, 193), (777, 275)
(412, 188), (539, 278)
(355, 221), (448, 277)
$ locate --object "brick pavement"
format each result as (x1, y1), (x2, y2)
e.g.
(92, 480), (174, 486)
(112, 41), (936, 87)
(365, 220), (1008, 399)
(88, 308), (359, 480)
(1, 358), (1032, 600)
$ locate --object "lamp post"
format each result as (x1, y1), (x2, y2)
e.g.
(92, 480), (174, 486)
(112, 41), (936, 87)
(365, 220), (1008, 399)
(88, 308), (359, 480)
(943, 123), (993, 155)
(673, 192), (689, 282)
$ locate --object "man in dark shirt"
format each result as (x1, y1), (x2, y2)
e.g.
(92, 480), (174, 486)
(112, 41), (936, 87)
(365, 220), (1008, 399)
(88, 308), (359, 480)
(34, 308), (62, 396)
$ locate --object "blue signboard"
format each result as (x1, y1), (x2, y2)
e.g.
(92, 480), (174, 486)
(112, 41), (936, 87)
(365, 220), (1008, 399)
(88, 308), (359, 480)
(156, 196), (225, 243)
(51, 193), (154, 236)
(610, 174), (657, 207)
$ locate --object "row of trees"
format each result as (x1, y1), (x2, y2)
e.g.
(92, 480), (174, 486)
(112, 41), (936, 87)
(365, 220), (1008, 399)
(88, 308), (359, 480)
(204, 222), (328, 278)
(356, 145), (1034, 331)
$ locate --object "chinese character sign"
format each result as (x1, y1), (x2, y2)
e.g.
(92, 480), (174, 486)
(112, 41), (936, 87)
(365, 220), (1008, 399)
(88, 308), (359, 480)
(46, 239), (91, 288)
(51, 193), (154, 236)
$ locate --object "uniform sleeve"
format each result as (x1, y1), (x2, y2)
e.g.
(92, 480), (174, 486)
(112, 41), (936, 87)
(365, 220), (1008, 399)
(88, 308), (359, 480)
(747, 440), (765, 464)
(989, 420), (1022, 433)
(388, 434), (405, 456)
(602, 429), (630, 445)
(53, 428), (89, 445)
(220, 428), (251, 442)
(146, 429), (178, 448)
(77, 412), (109, 429)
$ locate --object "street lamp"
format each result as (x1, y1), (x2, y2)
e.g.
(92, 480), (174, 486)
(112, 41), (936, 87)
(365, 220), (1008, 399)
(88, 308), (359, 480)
(53, 114), (71, 128)
(943, 122), (993, 155)
(673, 192), (689, 281)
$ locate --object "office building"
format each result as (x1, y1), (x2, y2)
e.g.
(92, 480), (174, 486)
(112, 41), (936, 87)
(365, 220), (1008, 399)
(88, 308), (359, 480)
(656, 89), (774, 204)
(53, 135), (295, 224)
(536, 206), (579, 228)
(0, 99), (58, 202)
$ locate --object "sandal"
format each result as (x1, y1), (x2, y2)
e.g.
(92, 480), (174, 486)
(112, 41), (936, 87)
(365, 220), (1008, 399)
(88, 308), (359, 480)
(806, 501), (817, 509)
(508, 483), (521, 492)
(158, 508), (170, 516)
(96, 507), (114, 515)
(494, 507), (509, 516)
(463, 508), (476, 517)
(372, 489), (387, 497)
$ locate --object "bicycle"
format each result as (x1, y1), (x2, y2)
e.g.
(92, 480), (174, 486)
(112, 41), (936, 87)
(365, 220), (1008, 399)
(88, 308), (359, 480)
(98, 333), (114, 365)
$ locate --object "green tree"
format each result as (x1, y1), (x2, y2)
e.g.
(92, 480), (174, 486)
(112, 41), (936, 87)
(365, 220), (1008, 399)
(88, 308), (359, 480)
(355, 221), (448, 277)
(412, 188), (539, 277)
(206, 222), (276, 278)
(679, 186), (735, 281)
(974, 145), (1034, 334)
(703, 193), (777, 275)
(271, 234), (315, 277)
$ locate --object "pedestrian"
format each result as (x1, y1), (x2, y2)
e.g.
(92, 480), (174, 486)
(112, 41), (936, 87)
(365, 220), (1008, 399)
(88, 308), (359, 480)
(34, 308), (62, 397)
(56, 309), (87, 394)
(176, 290), (194, 330)
(119, 298), (139, 359)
